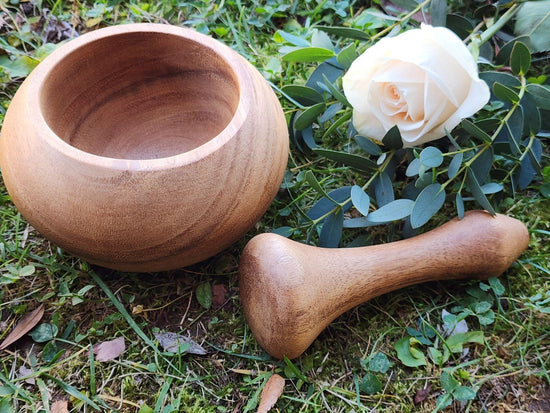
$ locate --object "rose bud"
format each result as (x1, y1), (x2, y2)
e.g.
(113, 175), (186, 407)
(342, 24), (490, 147)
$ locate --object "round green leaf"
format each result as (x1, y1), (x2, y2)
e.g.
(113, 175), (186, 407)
(359, 373), (383, 395)
(453, 386), (477, 402)
(440, 371), (459, 393)
(394, 337), (427, 367)
(368, 352), (390, 373)
(410, 184), (446, 229)
(29, 323), (58, 343)
(351, 185), (370, 217)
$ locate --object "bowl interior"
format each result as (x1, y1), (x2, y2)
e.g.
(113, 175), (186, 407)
(40, 31), (240, 160)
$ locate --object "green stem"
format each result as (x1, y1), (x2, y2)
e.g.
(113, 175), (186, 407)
(475, 3), (520, 48)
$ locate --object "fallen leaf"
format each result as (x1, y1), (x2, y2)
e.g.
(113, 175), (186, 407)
(51, 399), (69, 413)
(414, 383), (432, 404)
(93, 337), (126, 362)
(212, 284), (227, 308)
(18, 366), (35, 385)
(257, 374), (285, 413)
(154, 332), (207, 355)
(0, 304), (44, 350)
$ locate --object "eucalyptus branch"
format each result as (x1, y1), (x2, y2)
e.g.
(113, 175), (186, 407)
(360, 0), (433, 48)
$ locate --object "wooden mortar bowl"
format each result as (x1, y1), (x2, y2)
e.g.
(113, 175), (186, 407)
(0, 24), (288, 272)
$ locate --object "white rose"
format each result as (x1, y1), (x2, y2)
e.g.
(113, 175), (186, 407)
(342, 24), (490, 147)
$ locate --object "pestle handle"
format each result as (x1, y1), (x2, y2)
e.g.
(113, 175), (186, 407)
(238, 211), (529, 359)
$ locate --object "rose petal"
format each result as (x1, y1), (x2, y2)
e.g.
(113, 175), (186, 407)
(352, 109), (386, 142)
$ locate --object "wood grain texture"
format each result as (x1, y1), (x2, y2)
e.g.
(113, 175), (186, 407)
(238, 211), (529, 359)
(0, 24), (288, 272)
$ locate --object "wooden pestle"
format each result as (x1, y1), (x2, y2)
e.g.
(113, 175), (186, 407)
(238, 210), (529, 359)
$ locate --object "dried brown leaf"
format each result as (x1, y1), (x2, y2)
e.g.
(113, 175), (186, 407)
(51, 399), (69, 413)
(212, 284), (227, 308)
(93, 337), (126, 362)
(0, 304), (45, 350)
(414, 383), (432, 404)
(257, 373), (285, 413)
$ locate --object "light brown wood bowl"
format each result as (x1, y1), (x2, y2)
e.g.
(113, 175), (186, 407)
(0, 24), (288, 272)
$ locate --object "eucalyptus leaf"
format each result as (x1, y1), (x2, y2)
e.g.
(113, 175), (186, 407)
(480, 182), (503, 194)
(480, 71), (521, 90)
(411, 184), (446, 229)
(307, 187), (352, 221)
(460, 119), (491, 143)
(336, 43), (356, 69)
(355, 135), (382, 156)
(493, 82), (520, 104)
(282, 47), (335, 63)
(281, 85), (324, 106)
(316, 26), (370, 40)
(319, 209), (344, 248)
(351, 185), (370, 217)
(406, 158), (421, 177)
(311, 29), (334, 50)
(321, 74), (349, 105)
(374, 172), (394, 207)
(456, 193), (465, 219)
(495, 36), (532, 65)
(448, 152), (463, 179)
(313, 148), (378, 173)
(420, 146), (444, 168)
(306, 60), (344, 93)
(520, 93), (541, 136)
(305, 170), (336, 202)
(381, 125), (403, 149)
(510, 41), (531, 76)
(319, 103), (342, 123)
(514, 1), (550, 52)
(275, 30), (310, 47)
(367, 199), (414, 223)
(466, 168), (496, 215)
(470, 146), (494, 185)
(430, 0), (447, 27)
(294, 102), (326, 130)
(502, 108), (524, 155)
(526, 84), (550, 110)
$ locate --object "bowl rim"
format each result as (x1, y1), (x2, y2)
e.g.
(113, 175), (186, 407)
(26, 23), (250, 171)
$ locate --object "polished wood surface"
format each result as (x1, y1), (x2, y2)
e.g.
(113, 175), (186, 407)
(239, 211), (529, 359)
(0, 24), (288, 271)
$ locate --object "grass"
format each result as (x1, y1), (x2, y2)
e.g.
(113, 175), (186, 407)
(1, 0), (549, 412)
